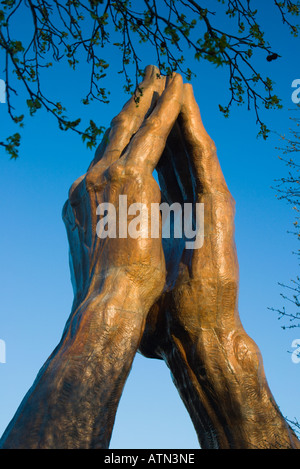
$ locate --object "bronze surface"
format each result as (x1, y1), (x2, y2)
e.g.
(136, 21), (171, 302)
(0, 66), (298, 449)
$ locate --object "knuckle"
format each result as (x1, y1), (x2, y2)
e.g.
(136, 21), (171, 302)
(85, 166), (106, 192)
(85, 170), (98, 189)
(111, 112), (127, 129)
(124, 164), (146, 189)
(144, 115), (162, 133)
(68, 174), (86, 206)
(233, 331), (261, 373)
(218, 185), (234, 200)
(124, 163), (142, 178)
(107, 161), (125, 181)
(124, 164), (157, 191)
(201, 136), (216, 155)
(221, 187), (235, 207)
(229, 192), (236, 206)
(68, 174), (85, 197)
(209, 138), (217, 154)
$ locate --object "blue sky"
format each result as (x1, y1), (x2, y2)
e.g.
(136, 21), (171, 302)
(0, 2), (300, 449)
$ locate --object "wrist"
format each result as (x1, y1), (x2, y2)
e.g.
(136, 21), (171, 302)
(0, 272), (150, 449)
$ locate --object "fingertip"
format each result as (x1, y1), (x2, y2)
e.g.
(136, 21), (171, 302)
(124, 72), (184, 170)
(143, 64), (154, 79)
(163, 72), (184, 106)
(174, 71), (184, 87)
(182, 83), (196, 109)
(143, 64), (161, 82)
(183, 82), (194, 95)
(166, 71), (183, 86)
(160, 74), (167, 90)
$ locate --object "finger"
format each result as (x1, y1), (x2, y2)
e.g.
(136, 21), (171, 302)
(180, 84), (229, 195)
(178, 85), (238, 289)
(87, 127), (112, 171)
(91, 65), (166, 170)
(124, 72), (183, 172)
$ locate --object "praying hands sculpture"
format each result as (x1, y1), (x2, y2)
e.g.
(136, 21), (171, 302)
(0, 65), (299, 449)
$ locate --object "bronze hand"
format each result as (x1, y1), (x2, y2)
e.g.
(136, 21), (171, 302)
(140, 83), (300, 449)
(0, 66), (183, 449)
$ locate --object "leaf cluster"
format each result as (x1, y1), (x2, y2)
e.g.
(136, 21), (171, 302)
(0, 0), (299, 158)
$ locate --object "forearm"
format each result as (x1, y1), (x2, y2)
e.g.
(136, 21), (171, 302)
(0, 284), (147, 449)
(163, 316), (300, 449)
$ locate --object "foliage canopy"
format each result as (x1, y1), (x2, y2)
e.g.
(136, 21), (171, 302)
(0, 0), (300, 158)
